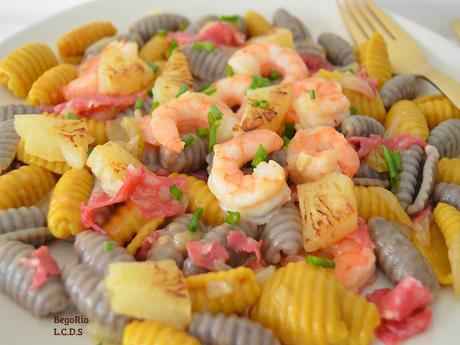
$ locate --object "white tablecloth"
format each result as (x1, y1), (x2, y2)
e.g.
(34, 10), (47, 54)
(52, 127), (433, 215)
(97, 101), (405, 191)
(0, 0), (459, 42)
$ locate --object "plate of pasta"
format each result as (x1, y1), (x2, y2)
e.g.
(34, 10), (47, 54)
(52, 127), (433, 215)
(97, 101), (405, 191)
(1, 0), (460, 344)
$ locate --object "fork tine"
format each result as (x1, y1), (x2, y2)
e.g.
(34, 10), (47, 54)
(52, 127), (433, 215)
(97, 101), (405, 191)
(337, 0), (368, 43)
(364, 0), (404, 39)
(350, 0), (379, 37)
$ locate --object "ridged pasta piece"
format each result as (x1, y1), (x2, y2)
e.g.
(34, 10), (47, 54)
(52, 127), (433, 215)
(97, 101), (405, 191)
(261, 202), (302, 264)
(338, 284), (380, 345)
(0, 205), (46, 234)
(186, 267), (260, 314)
(104, 200), (148, 245)
(318, 32), (356, 66)
(16, 140), (71, 174)
(123, 320), (200, 345)
(0, 227), (52, 246)
(0, 240), (68, 316)
(75, 230), (134, 274)
(273, 8), (311, 44)
(126, 217), (164, 256)
(368, 217), (438, 291)
(251, 261), (349, 345)
(412, 221), (452, 285)
(25, 64), (78, 105)
(380, 74), (418, 109)
(360, 32), (392, 87)
(169, 173), (224, 226)
(48, 168), (94, 239)
(427, 119), (460, 158)
(353, 177), (389, 188)
(436, 158), (460, 185)
(0, 165), (57, 210)
(185, 15), (219, 34)
(433, 203), (460, 295)
(343, 88), (386, 123)
(244, 11), (273, 37)
(295, 39), (326, 58)
(353, 186), (411, 226)
(189, 312), (281, 345)
(181, 44), (230, 83)
(0, 119), (19, 173)
(0, 43), (58, 97)
(84, 32), (144, 59)
(433, 183), (460, 210)
(63, 262), (131, 336)
(159, 133), (208, 172)
(392, 144), (424, 210)
(340, 115), (384, 138)
(57, 21), (117, 64)
(355, 161), (388, 180)
(385, 100), (429, 140)
(414, 94), (460, 129)
(407, 145), (439, 215)
(141, 144), (162, 173)
(86, 118), (108, 145)
(0, 104), (41, 123)
(129, 13), (190, 42)
(139, 34), (168, 62)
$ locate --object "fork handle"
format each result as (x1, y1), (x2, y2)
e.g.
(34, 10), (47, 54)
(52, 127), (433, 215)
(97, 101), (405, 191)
(415, 64), (460, 109)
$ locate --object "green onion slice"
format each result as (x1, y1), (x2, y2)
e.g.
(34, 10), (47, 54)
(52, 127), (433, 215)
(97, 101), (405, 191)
(309, 89), (316, 100)
(248, 75), (271, 90)
(269, 71), (281, 81)
(283, 123), (296, 140)
(193, 41), (215, 52)
(226, 65), (234, 77)
(196, 128), (209, 137)
(188, 207), (204, 232)
(147, 61), (159, 73)
(179, 23), (188, 31)
(167, 38), (178, 57)
(306, 255), (336, 268)
(251, 145), (268, 168)
(169, 184), (182, 201)
(208, 123), (219, 153)
(350, 106), (358, 115)
(252, 99), (269, 109)
(151, 101), (160, 112)
(176, 84), (188, 98)
(103, 241), (114, 252)
(135, 99), (144, 110)
(182, 134), (195, 147)
(157, 28), (168, 37)
(225, 211), (241, 225)
(201, 85), (217, 95)
(219, 15), (239, 23)
(208, 105), (223, 125)
(67, 112), (80, 120)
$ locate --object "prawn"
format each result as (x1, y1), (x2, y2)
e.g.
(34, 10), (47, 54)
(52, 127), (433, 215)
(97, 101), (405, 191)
(321, 219), (376, 292)
(227, 44), (308, 83)
(287, 78), (350, 128)
(286, 126), (359, 183)
(213, 75), (252, 113)
(149, 92), (239, 153)
(63, 55), (100, 100)
(208, 129), (291, 224)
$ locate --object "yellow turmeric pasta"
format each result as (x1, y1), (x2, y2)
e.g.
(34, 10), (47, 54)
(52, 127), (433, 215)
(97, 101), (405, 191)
(57, 21), (117, 64)
(251, 262), (348, 345)
(0, 165), (57, 210)
(86, 118), (108, 145)
(139, 35), (168, 62)
(244, 11), (273, 37)
(25, 64), (78, 105)
(123, 321), (200, 345)
(186, 267), (260, 314)
(414, 94), (460, 129)
(343, 88), (386, 123)
(0, 43), (58, 98)
(48, 168), (94, 239)
(16, 140), (71, 175)
(360, 32), (392, 88)
(126, 217), (164, 256)
(436, 158), (460, 185)
(385, 100), (429, 140)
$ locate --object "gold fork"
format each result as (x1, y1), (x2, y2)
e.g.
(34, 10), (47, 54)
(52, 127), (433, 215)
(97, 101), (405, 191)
(337, 0), (460, 109)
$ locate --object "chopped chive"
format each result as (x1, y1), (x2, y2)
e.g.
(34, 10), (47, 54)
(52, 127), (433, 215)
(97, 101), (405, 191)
(103, 241), (114, 252)
(252, 99), (269, 109)
(226, 65), (234, 77)
(176, 84), (188, 98)
(188, 207), (204, 232)
(196, 128), (209, 137)
(208, 123), (219, 153)
(179, 23), (188, 31)
(225, 211), (241, 225)
(391, 150), (402, 172)
(151, 101), (160, 112)
(182, 134), (195, 147)
(251, 145), (268, 168)
(169, 184), (182, 201)
(201, 85), (217, 95)
(383, 146), (398, 189)
(283, 123), (296, 140)
(347, 67), (355, 74)
(199, 83), (210, 91)
(67, 112), (80, 120)
(157, 28), (168, 37)
(148, 88), (153, 97)
(309, 89), (316, 100)
(193, 41), (215, 52)
(219, 15), (239, 23)
(135, 99), (144, 110)
(147, 61), (159, 73)
(131, 35), (139, 43)
(283, 136), (290, 147)
(306, 255), (335, 268)
(208, 105), (223, 125)
(87, 146), (94, 155)
(248, 75), (271, 90)
(167, 38), (178, 57)
(350, 106), (358, 115)
(269, 71), (281, 81)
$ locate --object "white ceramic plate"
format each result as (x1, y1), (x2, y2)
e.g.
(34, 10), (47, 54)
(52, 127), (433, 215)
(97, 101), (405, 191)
(1, 1), (460, 344)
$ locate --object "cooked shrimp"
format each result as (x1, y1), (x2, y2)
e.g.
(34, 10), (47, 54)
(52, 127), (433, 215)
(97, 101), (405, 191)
(291, 78), (350, 128)
(208, 129), (291, 224)
(286, 126), (359, 183)
(228, 44), (308, 83)
(63, 56), (99, 100)
(213, 75), (252, 111)
(150, 92), (239, 153)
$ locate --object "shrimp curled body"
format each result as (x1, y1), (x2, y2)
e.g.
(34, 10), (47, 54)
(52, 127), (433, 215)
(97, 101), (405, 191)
(208, 129), (291, 224)
(213, 75), (252, 111)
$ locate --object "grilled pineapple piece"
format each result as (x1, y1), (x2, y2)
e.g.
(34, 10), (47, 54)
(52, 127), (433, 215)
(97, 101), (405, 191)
(105, 260), (191, 330)
(246, 27), (295, 49)
(239, 83), (292, 133)
(86, 141), (142, 196)
(298, 172), (358, 252)
(152, 49), (193, 106)
(14, 114), (93, 169)
(98, 41), (155, 95)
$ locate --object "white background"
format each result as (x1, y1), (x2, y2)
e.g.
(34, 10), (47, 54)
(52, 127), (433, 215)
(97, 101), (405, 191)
(0, 0), (459, 42)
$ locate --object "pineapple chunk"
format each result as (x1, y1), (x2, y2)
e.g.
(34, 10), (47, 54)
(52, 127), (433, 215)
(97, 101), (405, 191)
(105, 260), (191, 330)
(247, 27), (295, 49)
(98, 41), (155, 95)
(298, 172), (358, 252)
(239, 83), (292, 133)
(152, 49), (193, 106)
(86, 141), (142, 196)
(14, 114), (93, 169)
